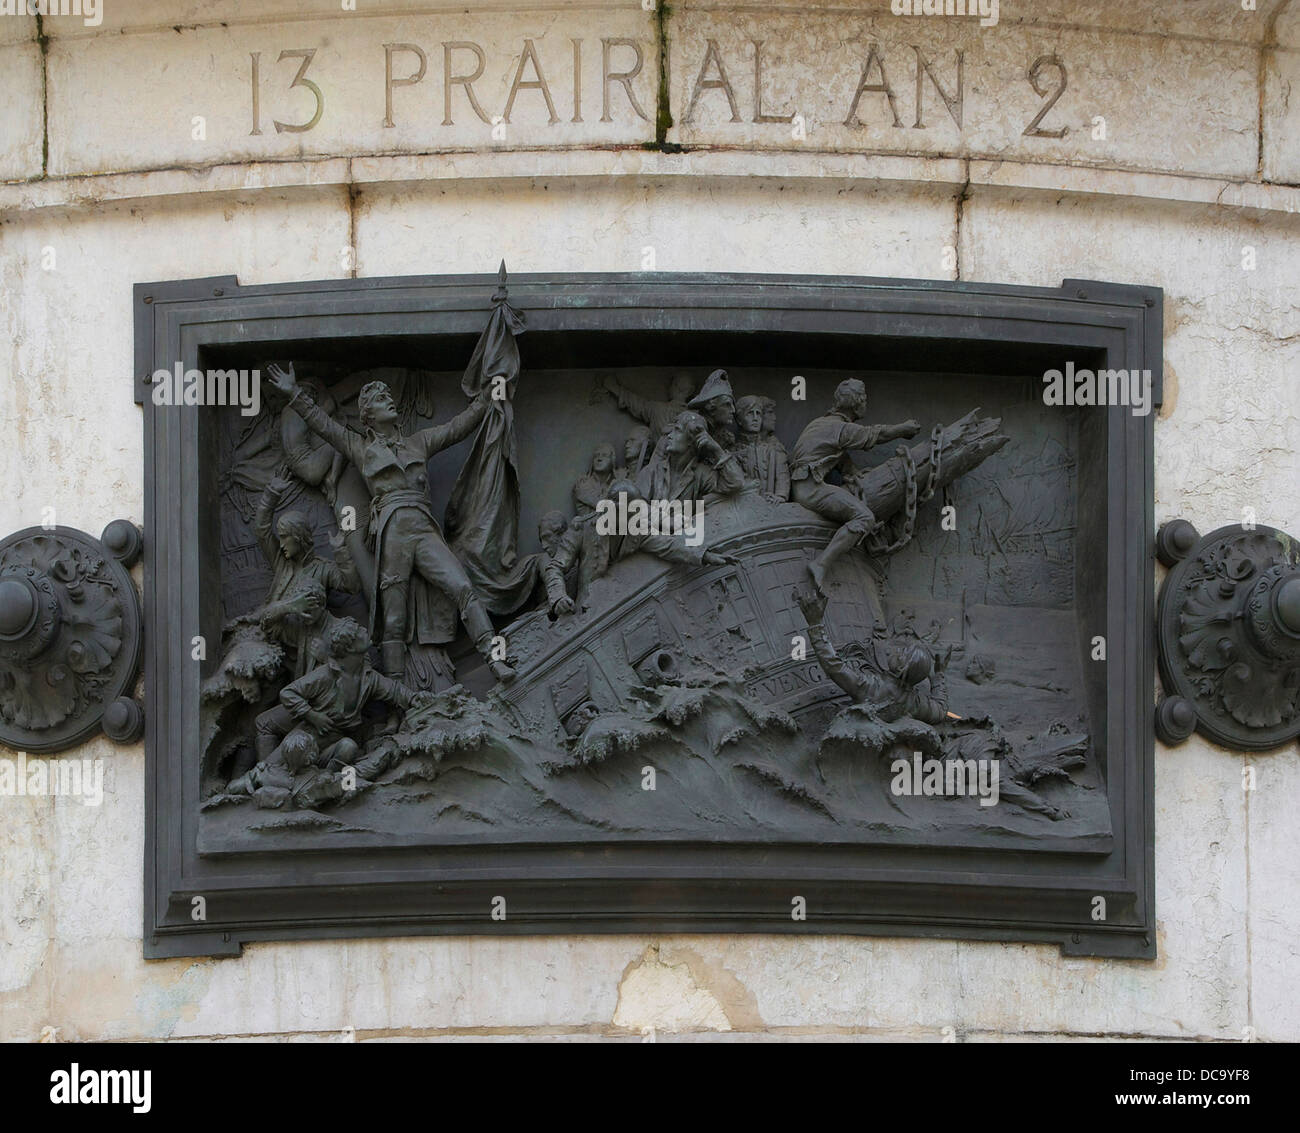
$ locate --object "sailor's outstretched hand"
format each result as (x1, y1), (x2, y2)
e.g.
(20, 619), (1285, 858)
(266, 362), (299, 399)
(792, 585), (827, 624)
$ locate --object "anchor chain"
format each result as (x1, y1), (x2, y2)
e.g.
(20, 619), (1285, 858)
(919, 423), (945, 504)
(866, 424), (946, 556)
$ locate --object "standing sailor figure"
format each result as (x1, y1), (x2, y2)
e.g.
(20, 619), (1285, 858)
(734, 394), (790, 501)
(618, 426), (653, 479)
(573, 443), (617, 515)
(265, 363), (516, 685)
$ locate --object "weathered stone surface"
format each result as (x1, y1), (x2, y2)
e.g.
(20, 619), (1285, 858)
(0, 9), (35, 46)
(45, 0), (1290, 45)
(0, 779), (53, 1005)
(36, 2), (1278, 183)
(8, 147), (1300, 223)
(1247, 748), (1300, 1043)
(351, 176), (960, 278)
(46, 9), (656, 178)
(132, 936), (641, 1040)
(666, 7), (1260, 179)
(0, 41), (43, 182)
(48, 742), (141, 944)
(1262, 45), (1300, 185)
(613, 943), (738, 1034)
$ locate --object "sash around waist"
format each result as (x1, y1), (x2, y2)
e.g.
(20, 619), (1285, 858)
(369, 489), (441, 539)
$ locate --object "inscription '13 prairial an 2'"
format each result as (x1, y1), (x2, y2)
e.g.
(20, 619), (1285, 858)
(247, 38), (1073, 139)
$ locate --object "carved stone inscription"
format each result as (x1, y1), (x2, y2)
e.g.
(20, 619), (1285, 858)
(246, 35), (1071, 143)
(51, 9), (1258, 181)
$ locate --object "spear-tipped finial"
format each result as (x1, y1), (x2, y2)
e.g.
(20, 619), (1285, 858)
(493, 259), (509, 301)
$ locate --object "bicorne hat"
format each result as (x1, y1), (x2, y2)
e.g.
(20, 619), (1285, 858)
(687, 368), (734, 408)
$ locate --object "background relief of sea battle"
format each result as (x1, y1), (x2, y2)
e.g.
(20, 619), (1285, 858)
(197, 283), (1109, 851)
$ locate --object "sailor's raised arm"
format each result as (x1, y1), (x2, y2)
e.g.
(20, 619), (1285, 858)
(838, 421), (887, 452)
(251, 474), (289, 563)
(687, 415), (743, 496)
(602, 375), (662, 425)
(886, 419), (921, 442)
(419, 388), (491, 457)
(794, 587), (868, 702)
(843, 419), (921, 449)
(267, 363), (364, 467)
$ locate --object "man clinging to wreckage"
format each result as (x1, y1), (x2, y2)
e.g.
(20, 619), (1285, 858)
(789, 378), (919, 592)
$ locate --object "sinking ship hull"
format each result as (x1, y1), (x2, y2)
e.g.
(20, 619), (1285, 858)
(472, 412), (1011, 743)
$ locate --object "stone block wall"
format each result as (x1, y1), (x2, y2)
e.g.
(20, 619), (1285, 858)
(1, 0), (1296, 1041)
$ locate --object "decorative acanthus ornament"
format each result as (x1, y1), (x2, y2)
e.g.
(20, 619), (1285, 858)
(1156, 519), (1300, 751)
(0, 521), (144, 753)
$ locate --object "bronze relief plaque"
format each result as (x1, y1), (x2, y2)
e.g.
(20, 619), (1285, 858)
(136, 271), (1158, 958)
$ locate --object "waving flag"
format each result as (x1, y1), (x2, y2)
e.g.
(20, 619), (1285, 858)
(445, 263), (540, 613)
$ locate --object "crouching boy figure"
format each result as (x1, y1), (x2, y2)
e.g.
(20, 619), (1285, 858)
(271, 617), (430, 777)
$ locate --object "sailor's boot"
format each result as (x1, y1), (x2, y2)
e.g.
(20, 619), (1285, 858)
(474, 633), (515, 684)
(462, 596), (516, 684)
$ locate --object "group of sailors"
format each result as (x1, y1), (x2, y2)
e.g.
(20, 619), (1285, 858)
(539, 369), (921, 607)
